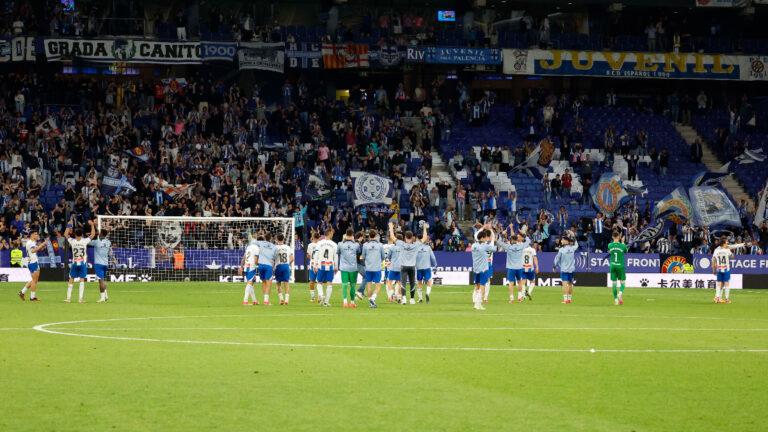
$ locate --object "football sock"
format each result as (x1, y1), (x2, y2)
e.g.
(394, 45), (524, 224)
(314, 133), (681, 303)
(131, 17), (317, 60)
(310, 287), (316, 300)
(263, 294), (269, 303)
(30, 291), (36, 299)
(325, 285), (332, 303)
(528, 282), (535, 294)
(484, 284), (491, 300)
(285, 293), (290, 303)
(278, 293), (284, 302)
(612, 282), (618, 299)
(66, 284), (73, 300)
(426, 285), (432, 296)
(78, 282), (85, 301)
(21, 286), (28, 294)
(724, 287), (730, 300)
(316, 285), (324, 300)
(371, 292), (377, 301)
(417, 287), (423, 300)
(620, 282), (625, 293)
(350, 283), (356, 301)
(243, 284), (251, 302)
(715, 286), (722, 299)
(341, 282), (348, 300)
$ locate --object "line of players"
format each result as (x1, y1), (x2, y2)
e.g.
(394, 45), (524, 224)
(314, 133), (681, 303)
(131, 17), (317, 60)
(18, 219), (113, 303)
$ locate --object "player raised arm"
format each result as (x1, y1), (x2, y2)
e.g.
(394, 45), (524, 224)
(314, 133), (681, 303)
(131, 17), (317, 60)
(87, 220), (96, 240)
(388, 222), (397, 243)
(421, 222), (429, 243)
(533, 254), (539, 274)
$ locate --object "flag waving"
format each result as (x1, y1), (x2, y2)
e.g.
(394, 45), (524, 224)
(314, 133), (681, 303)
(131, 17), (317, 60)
(590, 173), (630, 217)
(322, 43), (369, 69)
(653, 187), (692, 224)
(351, 172), (393, 206)
(689, 186), (741, 227)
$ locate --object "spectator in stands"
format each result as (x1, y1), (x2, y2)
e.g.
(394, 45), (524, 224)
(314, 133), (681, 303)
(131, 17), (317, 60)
(557, 206), (569, 230)
(561, 169), (573, 198)
(656, 18), (666, 52)
(690, 139), (703, 164)
(645, 22), (657, 51)
(697, 91), (708, 112)
(626, 154), (639, 181)
(175, 10), (187, 41)
(659, 150), (669, 176)
(551, 174), (562, 198)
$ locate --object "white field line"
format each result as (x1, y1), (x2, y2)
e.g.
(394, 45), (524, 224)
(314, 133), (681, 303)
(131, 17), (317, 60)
(50, 327), (768, 332)
(31, 316), (768, 354)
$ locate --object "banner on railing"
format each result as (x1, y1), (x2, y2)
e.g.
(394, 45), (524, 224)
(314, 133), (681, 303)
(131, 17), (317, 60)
(0, 37), (35, 62)
(237, 42), (285, 72)
(201, 41), (237, 62)
(502, 49), (768, 81)
(407, 46), (501, 65)
(286, 42), (322, 69)
(43, 38), (203, 63)
(369, 45), (406, 68)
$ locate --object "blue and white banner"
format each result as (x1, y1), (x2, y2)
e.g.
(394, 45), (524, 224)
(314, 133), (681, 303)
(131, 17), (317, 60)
(755, 179), (768, 227)
(691, 171), (730, 187)
(351, 172), (393, 206)
(201, 41), (237, 61)
(0, 37), (36, 62)
(406, 46), (501, 65)
(369, 45), (406, 68)
(238, 42), (285, 72)
(654, 187), (692, 224)
(286, 42), (322, 69)
(101, 164), (136, 196)
(590, 173), (630, 217)
(689, 186), (741, 227)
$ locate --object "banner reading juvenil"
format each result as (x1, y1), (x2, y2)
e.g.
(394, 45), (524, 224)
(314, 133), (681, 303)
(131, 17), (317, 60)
(503, 49), (768, 81)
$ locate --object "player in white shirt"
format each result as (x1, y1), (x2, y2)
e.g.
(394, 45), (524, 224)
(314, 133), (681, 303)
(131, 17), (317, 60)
(274, 233), (294, 305)
(712, 237), (744, 304)
(521, 244), (539, 300)
(240, 240), (260, 305)
(314, 229), (338, 307)
(306, 232), (320, 302)
(64, 220), (96, 303)
(18, 229), (47, 301)
(474, 226), (494, 303)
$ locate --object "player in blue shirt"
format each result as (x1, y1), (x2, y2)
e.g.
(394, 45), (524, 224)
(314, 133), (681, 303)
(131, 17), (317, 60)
(255, 233), (277, 305)
(471, 225), (496, 310)
(361, 229), (385, 308)
(554, 237), (579, 304)
(385, 236), (403, 303)
(91, 229), (113, 303)
(415, 241), (437, 303)
(496, 229), (531, 303)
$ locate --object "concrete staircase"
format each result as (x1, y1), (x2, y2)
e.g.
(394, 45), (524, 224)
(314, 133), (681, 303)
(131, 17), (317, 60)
(675, 124), (755, 209)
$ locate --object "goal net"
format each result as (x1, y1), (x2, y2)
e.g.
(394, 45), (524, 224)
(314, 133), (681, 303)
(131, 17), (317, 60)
(96, 216), (295, 282)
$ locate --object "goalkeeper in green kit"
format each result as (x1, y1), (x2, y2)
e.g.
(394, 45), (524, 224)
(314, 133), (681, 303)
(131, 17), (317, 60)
(607, 230), (627, 305)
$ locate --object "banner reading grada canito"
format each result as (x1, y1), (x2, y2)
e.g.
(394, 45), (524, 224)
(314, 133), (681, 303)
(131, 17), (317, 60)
(43, 38), (203, 64)
(503, 49), (765, 80)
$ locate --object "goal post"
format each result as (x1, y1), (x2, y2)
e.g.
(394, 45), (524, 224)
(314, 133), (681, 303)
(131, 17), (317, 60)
(96, 215), (296, 282)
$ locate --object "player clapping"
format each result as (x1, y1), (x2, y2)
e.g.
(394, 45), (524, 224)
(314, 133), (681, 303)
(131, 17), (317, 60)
(91, 229), (114, 303)
(64, 219), (96, 303)
(255, 233), (277, 305)
(471, 224), (495, 310)
(314, 229), (338, 307)
(521, 242), (538, 301)
(337, 228), (361, 308)
(415, 240), (437, 303)
(554, 237), (578, 304)
(361, 229), (385, 308)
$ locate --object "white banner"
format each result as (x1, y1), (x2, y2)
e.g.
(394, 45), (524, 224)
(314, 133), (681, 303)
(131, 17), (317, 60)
(351, 172), (394, 206)
(0, 37), (35, 62)
(0, 267), (32, 282)
(616, 273), (742, 289)
(43, 38), (203, 64)
(238, 42), (285, 73)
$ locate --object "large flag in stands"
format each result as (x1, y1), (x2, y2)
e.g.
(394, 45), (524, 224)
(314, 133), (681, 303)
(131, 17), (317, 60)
(590, 173), (630, 217)
(322, 43), (369, 68)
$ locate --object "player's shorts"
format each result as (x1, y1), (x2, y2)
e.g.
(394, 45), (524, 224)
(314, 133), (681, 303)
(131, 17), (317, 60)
(506, 268), (524, 283)
(416, 268), (432, 282)
(340, 271), (357, 284)
(473, 270), (490, 286)
(28, 262), (39, 274)
(69, 262), (87, 279)
(522, 269), (536, 281)
(94, 264), (108, 280)
(275, 264), (291, 283)
(245, 268), (258, 282)
(609, 266), (626, 282)
(364, 271), (382, 283)
(716, 270), (731, 283)
(316, 267), (334, 283)
(484, 267), (493, 282)
(387, 270), (401, 281)
(560, 272), (574, 283)
(308, 268), (318, 282)
(258, 264), (274, 281)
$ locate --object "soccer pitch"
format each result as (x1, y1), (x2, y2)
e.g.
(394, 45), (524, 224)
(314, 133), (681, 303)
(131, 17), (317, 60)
(1, 282), (766, 432)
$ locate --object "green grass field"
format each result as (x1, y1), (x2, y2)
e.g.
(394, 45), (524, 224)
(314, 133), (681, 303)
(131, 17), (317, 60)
(1, 282), (767, 432)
